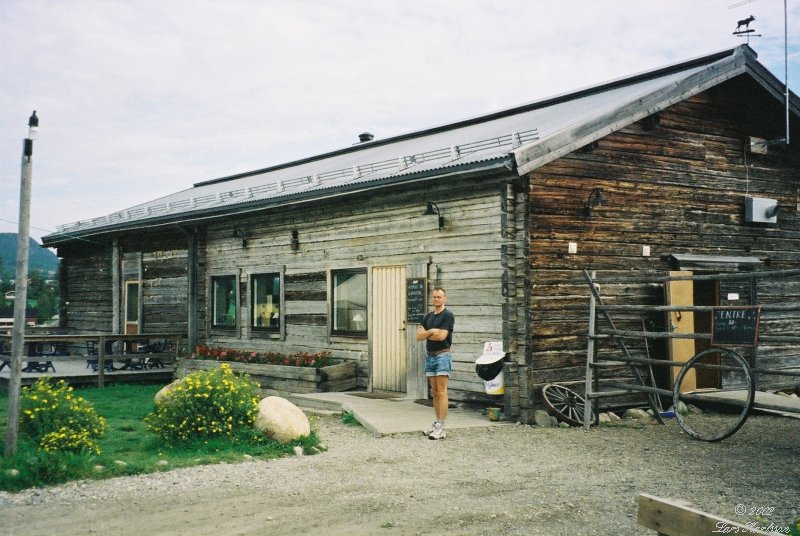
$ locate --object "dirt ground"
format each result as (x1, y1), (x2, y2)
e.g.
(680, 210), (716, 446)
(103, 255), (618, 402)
(1, 412), (798, 535)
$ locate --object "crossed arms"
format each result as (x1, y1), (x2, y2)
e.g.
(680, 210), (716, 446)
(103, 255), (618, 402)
(416, 325), (449, 342)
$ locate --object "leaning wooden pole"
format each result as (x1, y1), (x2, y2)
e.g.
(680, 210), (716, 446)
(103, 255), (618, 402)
(4, 116), (36, 457)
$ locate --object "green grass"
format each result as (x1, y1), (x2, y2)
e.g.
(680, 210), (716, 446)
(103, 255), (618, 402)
(341, 410), (361, 426)
(0, 383), (320, 492)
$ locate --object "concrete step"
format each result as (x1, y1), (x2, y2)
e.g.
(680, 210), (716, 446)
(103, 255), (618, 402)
(283, 392), (345, 413)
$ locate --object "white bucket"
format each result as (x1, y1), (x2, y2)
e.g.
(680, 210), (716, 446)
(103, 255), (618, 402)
(484, 370), (504, 395)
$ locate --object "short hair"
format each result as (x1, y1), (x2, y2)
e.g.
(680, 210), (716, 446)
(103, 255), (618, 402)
(432, 287), (446, 295)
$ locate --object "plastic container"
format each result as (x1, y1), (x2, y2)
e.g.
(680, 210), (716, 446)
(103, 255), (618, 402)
(487, 407), (502, 421)
(475, 353), (505, 395)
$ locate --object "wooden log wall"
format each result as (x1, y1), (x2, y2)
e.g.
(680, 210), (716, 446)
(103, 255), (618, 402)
(59, 245), (113, 335)
(526, 78), (800, 403)
(122, 233), (190, 336)
(198, 173), (526, 402)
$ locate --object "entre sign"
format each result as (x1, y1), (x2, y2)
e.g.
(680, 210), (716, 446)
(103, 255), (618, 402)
(711, 306), (761, 347)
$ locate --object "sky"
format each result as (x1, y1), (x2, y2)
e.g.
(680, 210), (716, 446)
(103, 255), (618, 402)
(1, 0), (797, 244)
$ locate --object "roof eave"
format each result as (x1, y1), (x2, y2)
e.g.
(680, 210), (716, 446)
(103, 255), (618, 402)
(42, 156), (515, 247)
(512, 46), (756, 176)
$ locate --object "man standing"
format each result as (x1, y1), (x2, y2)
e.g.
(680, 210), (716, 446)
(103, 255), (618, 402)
(416, 287), (454, 440)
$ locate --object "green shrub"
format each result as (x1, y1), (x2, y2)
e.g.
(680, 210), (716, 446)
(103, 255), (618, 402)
(145, 363), (260, 444)
(20, 378), (106, 455)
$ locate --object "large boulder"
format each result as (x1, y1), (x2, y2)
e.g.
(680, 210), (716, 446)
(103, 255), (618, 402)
(254, 396), (310, 444)
(155, 379), (183, 405)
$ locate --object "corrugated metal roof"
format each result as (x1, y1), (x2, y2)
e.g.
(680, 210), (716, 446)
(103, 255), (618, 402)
(45, 46), (754, 243)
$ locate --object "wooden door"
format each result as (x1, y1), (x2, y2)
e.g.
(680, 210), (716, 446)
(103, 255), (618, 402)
(666, 271), (695, 391)
(371, 266), (407, 392)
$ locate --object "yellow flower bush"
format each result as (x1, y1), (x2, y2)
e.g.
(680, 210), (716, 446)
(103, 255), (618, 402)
(145, 363), (260, 444)
(20, 378), (106, 454)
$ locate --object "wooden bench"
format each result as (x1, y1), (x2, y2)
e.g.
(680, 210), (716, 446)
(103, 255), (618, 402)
(638, 493), (773, 535)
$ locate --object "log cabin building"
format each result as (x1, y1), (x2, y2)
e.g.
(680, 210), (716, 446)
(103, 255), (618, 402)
(43, 45), (799, 422)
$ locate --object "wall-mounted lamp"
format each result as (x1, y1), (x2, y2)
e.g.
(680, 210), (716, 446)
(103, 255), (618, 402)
(766, 204), (780, 219)
(745, 196), (779, 224)
(233, 227), (248, 248)
(423, 201), (444, 230)
(290, 229), (299, 251)
(583, 188), (606, 218)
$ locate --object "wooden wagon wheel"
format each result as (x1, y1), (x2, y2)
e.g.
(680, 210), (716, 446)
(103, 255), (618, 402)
(672, 347), (755, 442)
(542, 384), (588, 427)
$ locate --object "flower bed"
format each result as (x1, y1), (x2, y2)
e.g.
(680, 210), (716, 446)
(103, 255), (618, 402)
(178, 347), (357, 395)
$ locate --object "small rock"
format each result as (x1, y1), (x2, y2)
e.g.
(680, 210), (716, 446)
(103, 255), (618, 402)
(608, 412), (621, 422)
(6, 468), (20, 477)
(534, 409), (555, 427)
(598, 413), (611, 423)
(293, 446), (304, 456)
(93, 465), (105, 472)
(776, 391), (790, 397)
(154, 379), (183, 405)
(559, 422), (570, 428)
(242, 454), (253, 461)
(114, 460), (127, 467)
(156, 460), (169, 467)
(790, 393), (798, 399)
(625, 408), (650, 420)
(672, 402), (690, 416)
(316, 443), (328, 451)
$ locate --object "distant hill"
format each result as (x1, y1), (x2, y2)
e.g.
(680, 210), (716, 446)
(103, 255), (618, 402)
(0, 233), (60, 277)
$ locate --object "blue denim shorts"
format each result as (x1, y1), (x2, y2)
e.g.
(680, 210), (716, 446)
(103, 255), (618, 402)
(425, 352), (452, 377)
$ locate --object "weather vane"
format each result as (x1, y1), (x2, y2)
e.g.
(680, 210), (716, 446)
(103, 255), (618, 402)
(732, 13), (761, 42)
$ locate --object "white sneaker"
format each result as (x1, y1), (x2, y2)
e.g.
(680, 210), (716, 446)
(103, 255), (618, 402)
(428, 422), (446, 440)
(425, 421), (438, 435)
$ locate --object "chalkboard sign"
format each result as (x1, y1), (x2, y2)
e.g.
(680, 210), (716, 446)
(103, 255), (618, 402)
(406, 278), (427, 324)
(711, 306), (761, 347)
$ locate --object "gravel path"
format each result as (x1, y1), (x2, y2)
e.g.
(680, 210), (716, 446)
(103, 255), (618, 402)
(1, 413), (798, 535)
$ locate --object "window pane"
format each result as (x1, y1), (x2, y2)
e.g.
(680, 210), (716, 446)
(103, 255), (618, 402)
(212, 275), (237, 327)
(252, 273), (280, 330)
(126, 283), (139, 323)
(333, 271), (367, 333)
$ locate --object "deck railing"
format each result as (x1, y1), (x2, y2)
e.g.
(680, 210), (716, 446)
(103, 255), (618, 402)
(0, 332), (186, 387)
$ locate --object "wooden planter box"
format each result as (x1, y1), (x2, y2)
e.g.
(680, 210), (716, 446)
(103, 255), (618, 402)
(176, 358), (357, 395)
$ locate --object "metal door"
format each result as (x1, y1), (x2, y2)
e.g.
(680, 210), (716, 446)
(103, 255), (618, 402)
(371, 266), (407, 392)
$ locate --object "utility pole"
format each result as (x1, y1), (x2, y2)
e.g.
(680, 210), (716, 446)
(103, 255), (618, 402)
(4, 111), (38, 457)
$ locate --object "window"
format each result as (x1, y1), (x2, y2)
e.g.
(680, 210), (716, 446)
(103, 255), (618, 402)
(125, 282), (139, 325)
(332, 269), (367, 336)
(211, 275), (237, 329)
(251, 273), (280, 332)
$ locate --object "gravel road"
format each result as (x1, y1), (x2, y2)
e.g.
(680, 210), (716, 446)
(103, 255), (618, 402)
(1, 412), (798, 535)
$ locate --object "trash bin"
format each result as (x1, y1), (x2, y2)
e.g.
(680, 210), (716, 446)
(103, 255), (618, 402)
(475, 353), (505, 395)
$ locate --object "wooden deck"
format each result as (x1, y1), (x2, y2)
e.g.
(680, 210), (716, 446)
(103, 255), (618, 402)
(0, 358), (175, 393)
(692, 389), (800, 418)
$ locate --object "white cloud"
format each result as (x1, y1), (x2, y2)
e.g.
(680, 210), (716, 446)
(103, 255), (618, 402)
(0, 0), (796, 241)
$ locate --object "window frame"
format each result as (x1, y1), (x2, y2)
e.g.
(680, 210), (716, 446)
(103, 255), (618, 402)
(246, 266), (285, 340)
(330, 268), (368, 338)
(207, 271), (240, 335)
